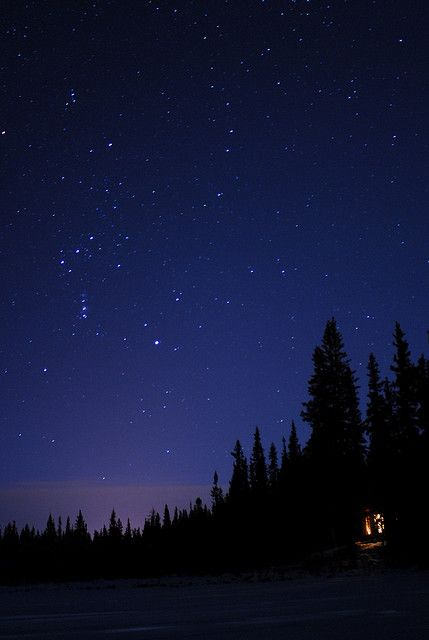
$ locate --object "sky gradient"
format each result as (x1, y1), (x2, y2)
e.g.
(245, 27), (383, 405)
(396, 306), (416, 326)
(1, 0), (428, 531)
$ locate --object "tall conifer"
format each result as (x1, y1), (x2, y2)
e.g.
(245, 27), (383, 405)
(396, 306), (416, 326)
(288, 421), (302, 464)
(302, 318), (364, 464)
(249, 427), (267, 496)
(228, 440), (249, 503)
(301, 318), (364, 543)
(391, 322), (419, 447)
(268, 443), (279, 489)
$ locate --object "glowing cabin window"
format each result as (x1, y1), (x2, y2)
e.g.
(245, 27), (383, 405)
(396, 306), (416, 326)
(364, 515), (372, 536)
(364, 512), (385, 536)
(374, 513), (384, 534)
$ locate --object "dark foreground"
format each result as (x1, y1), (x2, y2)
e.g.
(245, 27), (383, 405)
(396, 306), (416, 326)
(0, 571), (428, 639)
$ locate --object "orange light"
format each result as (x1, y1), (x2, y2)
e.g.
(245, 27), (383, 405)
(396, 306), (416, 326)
(364, 515), (372, 536)
(374, 513), (384, 534)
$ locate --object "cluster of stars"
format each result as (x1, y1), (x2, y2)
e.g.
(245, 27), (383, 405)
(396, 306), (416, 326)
(0, 0), (426, 503)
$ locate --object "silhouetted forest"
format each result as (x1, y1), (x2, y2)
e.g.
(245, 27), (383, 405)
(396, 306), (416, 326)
(1, 319), (428, 582)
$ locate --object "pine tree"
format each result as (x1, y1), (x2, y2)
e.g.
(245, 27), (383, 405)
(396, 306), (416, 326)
(302, 318), (364, 464)
(301, 318), (364, 544)
(3, 521), (19, 545)
(172, 506), (179, 528)
(227, 439), (250, 564)
(163, 505), (171, 528)
(391, 322), (419, 447)
(109, 509), (122, 539)
(278, 436), (288, 486)
(267, 443), (279, 489)
(288, 421), (302, 464)
(20, 523), (36, 544)
(366, 354), (392, 468)
(124, 518), (132, 541)
(228, 440), (249, 504)
(365, 354), (397, 525)
(249, 427), (267, 496)
(64, 516), (73, 538)
(389, 327), (429, 555)
(75, 510), (89, 542)
(277, 422), (304, 549)
(44, 514), (57, 541)
(416, 354), (429, 441)
(211, 471), (224, 511)
(57, 516), (63, 539)
(414, 353), (429, 559)
(149, 509), (161, 530)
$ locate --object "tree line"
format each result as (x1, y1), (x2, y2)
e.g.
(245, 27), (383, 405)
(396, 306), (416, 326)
(1, 319), (428, 582)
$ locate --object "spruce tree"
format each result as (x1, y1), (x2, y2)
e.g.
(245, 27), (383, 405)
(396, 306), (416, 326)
(302, 318), (364, 464)
(390, 327), (428, 555)
(391, 322), (419, 447)
(109, 509), (123, 539)
(414, 353), (429, 559)
(75, 510), (89, 541)
(211, 471), (224, 511)
(227, 440), (250, 564)
(365, 354), (398, 533)
(416, 354), (429, 441)
(64, 516), (73, 547)
(249, 427), (267, 496)
(44, 514), (57, 541)
(57, 516), (63, 539)
(20, 524), (35, 544)
(267, 443), (279, 489)
(163, 505), (171, 529)
(228, 440), (249, 504)
(124, 518), (132, 541)
(172, 506), (179, 528)
(366, 354), (392, 471)
(3, 521), (19, 545)
(278, 436), (288, 487)
(288, 421), (302, 464)
(301, 318), (364, 544)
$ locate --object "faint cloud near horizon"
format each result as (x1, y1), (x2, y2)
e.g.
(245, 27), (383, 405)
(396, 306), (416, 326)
(0, 481), (211, 532)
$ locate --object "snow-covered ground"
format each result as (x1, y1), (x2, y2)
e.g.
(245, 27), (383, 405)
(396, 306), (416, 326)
(0, 570), (428, 639)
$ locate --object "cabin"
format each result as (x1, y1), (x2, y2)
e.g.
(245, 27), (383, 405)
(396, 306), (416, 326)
(363, 509), (385, 538)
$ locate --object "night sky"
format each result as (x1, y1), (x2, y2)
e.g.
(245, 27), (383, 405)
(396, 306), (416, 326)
(1, 1), (428, 531)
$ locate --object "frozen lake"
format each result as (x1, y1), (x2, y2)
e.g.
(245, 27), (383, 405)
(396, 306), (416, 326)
(0, 571), (428, 639)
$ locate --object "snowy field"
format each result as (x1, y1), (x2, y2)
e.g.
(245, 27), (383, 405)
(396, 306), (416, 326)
(0, 571), (428, 639)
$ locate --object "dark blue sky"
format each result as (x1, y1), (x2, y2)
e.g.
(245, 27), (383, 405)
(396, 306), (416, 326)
(1, 0), (428, 530)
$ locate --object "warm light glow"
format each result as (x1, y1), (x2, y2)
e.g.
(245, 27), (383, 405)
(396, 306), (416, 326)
(364, 515), (372, 536)
(374, 513), (384, 534)
(364, 512), (385, 536)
